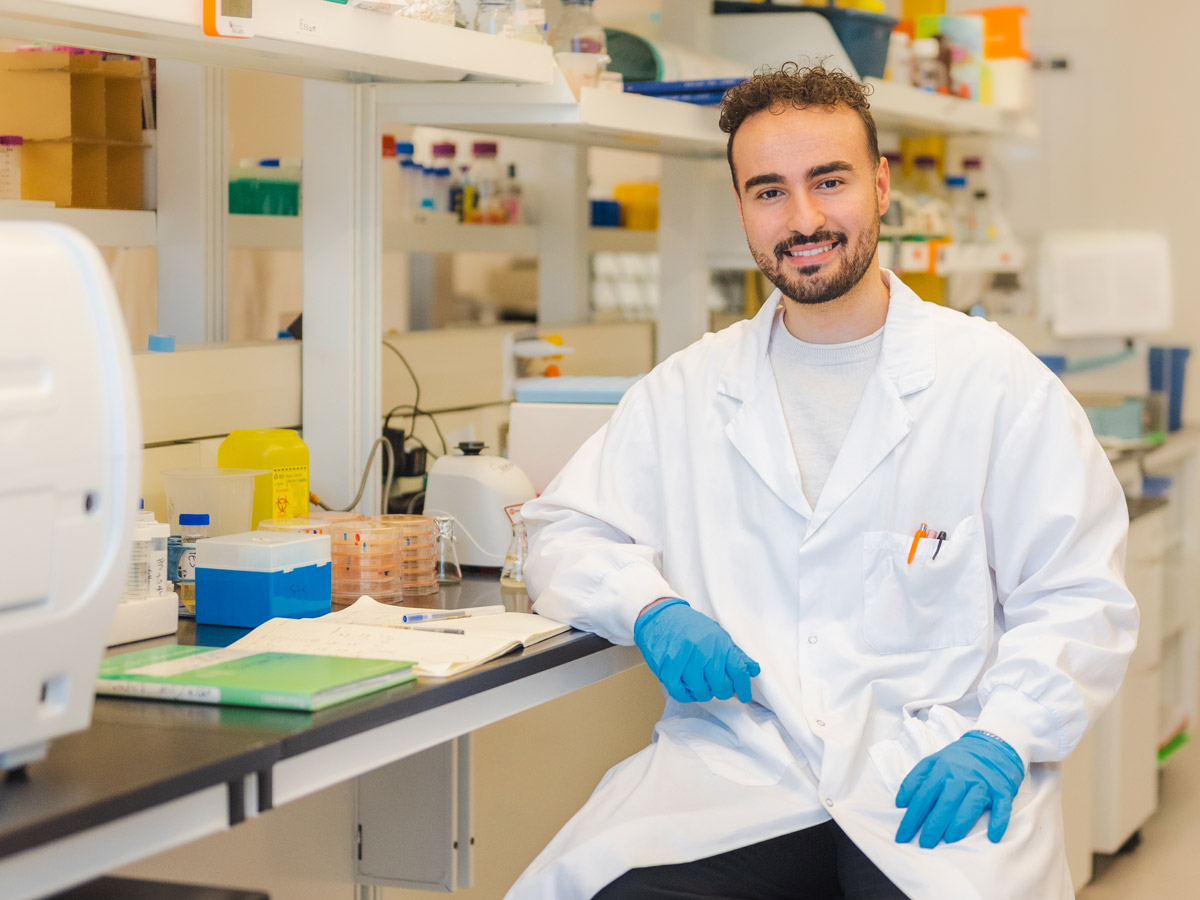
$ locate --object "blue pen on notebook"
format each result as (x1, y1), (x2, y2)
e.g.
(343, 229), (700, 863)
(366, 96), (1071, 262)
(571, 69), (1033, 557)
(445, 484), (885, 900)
(402, 604), (506, 624)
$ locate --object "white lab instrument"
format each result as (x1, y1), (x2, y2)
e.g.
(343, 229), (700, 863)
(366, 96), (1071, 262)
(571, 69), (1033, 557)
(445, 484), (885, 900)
(507, 376), (641, 494)
(0, 223), (141, 771)
(424, 444), (535, 567)
(1038, 230), (1172, 338)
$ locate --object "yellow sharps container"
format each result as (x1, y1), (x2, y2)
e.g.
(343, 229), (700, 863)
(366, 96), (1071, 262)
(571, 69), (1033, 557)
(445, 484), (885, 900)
(218, 429), (309, 527)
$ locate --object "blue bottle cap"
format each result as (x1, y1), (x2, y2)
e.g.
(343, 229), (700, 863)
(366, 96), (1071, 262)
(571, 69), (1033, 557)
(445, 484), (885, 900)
(257, 158), (281, 167)
(396, 142), (415, 155)
(179, 513), (210, 526)
(147, 334), (175, 352)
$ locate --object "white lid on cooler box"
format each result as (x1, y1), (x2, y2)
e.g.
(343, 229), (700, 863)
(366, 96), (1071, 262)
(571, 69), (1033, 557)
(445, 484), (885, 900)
(196, 531), (331, 573)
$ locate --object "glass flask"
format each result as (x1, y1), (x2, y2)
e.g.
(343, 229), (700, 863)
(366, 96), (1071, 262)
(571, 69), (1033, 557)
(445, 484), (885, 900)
(434, 515), (463, 584)
(499, 513), (528, 589)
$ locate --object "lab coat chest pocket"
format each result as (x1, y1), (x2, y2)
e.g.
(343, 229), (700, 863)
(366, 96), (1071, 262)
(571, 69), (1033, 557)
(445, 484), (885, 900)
(862, 516), (990, 654)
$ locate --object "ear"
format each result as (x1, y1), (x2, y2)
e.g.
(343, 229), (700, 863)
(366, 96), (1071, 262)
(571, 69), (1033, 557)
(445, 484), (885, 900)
(876, 155), (891, 218)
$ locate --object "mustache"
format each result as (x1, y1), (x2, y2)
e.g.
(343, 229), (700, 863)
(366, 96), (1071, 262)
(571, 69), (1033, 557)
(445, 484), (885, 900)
(774, 231), (846, 260)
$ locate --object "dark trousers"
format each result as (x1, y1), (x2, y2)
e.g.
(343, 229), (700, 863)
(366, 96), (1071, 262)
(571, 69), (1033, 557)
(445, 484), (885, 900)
(592, 820), (909, 900)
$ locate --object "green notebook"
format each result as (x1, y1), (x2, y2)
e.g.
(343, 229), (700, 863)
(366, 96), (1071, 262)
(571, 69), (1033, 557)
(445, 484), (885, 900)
(98, 644), (416, 711)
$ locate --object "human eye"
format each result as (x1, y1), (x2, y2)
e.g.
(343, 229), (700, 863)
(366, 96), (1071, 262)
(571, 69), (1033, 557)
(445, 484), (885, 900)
(756, 188), (784, 201)
(817, 178), (844, 190)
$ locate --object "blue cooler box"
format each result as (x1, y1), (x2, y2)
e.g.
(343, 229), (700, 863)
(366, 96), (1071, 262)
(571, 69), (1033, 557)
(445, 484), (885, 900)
(195, 531), (332, 628)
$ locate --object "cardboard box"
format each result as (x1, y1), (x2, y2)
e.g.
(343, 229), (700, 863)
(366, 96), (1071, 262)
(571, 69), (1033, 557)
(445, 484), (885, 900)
(0, 52), (146, 208)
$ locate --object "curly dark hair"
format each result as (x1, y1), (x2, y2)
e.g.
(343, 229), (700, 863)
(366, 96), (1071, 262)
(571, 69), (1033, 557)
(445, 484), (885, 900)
(719, 62), (878, 187)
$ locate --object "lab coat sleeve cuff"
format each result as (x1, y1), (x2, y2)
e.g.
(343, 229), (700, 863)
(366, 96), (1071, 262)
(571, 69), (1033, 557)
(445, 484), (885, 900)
(974, 685), (1064, 767)
(588, 562), (678, 645)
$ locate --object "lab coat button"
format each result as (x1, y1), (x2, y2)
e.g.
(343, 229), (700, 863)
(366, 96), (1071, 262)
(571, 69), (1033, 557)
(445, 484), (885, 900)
(816, 719), (825, 727)
(824, 797), (834, 807)
(808, 635), (818, 644)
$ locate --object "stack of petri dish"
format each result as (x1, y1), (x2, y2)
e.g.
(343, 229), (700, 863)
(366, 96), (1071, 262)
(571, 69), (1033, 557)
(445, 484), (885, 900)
(321, 519), (405, 608)
(374, 515), (438, 597)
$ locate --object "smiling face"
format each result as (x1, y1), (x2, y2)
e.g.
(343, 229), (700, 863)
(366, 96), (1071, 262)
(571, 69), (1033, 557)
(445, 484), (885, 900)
(731, 103), (890, 308)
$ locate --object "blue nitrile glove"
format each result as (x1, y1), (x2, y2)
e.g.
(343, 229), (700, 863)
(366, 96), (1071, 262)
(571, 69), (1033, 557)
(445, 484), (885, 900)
(633, 598), (760, 704)
(895, 730), (1025, 849)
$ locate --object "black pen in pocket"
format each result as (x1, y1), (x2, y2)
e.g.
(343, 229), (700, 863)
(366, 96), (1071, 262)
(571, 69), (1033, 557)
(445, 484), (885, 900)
(932, 531), (948, 560)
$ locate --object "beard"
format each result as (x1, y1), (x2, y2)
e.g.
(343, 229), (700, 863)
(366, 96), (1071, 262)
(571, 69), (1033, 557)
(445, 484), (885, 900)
(750, 216), (880, 306)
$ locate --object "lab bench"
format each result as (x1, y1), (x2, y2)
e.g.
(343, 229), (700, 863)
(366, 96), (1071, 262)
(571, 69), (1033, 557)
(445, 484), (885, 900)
(0, 579), (641, 900)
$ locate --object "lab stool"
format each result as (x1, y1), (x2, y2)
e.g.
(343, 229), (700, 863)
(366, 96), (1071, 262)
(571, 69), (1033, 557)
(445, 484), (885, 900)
(47, 876), (269, 900)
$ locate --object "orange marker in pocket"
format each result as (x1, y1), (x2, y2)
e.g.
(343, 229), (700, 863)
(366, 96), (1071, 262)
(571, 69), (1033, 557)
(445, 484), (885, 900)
(907, 522), (929, 565)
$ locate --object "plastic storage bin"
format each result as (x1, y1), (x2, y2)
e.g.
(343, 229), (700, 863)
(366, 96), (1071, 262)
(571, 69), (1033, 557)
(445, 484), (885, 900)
(194, 531), (332, 628)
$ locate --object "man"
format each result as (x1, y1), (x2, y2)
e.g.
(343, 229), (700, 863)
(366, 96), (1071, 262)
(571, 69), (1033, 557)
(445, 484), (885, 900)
(506, 63), (1137, 899)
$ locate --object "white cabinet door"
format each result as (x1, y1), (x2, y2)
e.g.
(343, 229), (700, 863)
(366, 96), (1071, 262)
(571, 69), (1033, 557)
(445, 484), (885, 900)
(1091, 666), (1160, 853)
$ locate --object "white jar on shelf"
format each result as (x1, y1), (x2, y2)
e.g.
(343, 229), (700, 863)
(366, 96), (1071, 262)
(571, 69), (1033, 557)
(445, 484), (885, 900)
(0, 135), (23, 201)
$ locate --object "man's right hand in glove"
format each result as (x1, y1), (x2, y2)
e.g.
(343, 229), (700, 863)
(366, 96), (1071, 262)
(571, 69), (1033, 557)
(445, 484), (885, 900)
(633, 598), (760, 704)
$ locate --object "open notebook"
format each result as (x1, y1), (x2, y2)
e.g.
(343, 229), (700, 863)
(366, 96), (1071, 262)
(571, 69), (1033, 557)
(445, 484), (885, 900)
(227, 597), (570, 678)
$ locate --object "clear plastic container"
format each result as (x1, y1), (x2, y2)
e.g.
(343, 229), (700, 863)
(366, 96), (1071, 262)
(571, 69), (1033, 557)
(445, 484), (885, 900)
(474, 0), (515, 37)
(0, 135), (22, 201)
(162, 467), (265, 537)
(466, 142), (504, 224)
(553, 0), (605, 54)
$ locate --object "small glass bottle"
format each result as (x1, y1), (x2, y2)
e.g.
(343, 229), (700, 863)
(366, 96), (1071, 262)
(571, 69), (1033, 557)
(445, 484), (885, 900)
(552, 0), (605, 54)
(474, 0), (515, 37)
(175, 513), (209, 614)
(0, 135), (23, 201)
(499, 513), (528, 589)
(433, 515), (463, 584)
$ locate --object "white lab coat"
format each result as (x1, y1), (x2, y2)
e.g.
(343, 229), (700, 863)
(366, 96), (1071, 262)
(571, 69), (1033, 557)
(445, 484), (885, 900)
(508, 272), (1138, 900)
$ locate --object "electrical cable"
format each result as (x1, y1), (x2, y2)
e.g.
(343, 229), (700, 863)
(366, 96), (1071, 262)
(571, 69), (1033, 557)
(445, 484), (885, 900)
(384, 405), (448, 456)
(313, 436), (395, 514)
(382, 339), (421, 438)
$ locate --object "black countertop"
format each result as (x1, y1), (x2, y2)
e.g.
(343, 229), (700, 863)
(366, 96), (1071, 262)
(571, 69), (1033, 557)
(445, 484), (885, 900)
(0, 578), (612, 862)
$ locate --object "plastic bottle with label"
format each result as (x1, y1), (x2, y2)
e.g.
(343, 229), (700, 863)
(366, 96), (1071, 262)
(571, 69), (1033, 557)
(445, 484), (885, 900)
(466, 141), (505, 224)
(514, 0), (547, 42)
(173, 513), (209, 614)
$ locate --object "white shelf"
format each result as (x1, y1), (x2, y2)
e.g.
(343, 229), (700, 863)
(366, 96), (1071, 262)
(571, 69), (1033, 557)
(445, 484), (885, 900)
(0, 0), (554, 84)
(228, 215), (659, 255)
(0, 205), (156, 247)
(866, 79), (1036, 138)
(377, 71), (726, 159)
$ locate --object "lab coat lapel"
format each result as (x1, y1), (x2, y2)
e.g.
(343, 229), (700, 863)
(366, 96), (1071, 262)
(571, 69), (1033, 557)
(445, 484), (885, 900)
(719, 292), (814, 520)
(807, 273), (936, 536)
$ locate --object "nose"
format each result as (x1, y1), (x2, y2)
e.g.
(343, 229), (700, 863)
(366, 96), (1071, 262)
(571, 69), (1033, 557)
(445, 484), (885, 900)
(785, 192), (826, 239)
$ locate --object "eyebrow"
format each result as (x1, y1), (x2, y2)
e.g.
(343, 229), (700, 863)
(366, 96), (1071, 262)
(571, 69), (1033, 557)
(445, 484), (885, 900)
(741, 160), (856, 194)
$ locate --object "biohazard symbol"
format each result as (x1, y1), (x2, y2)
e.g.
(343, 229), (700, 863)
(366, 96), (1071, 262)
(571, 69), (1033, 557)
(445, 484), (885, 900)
(276, 496), (289, 514)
